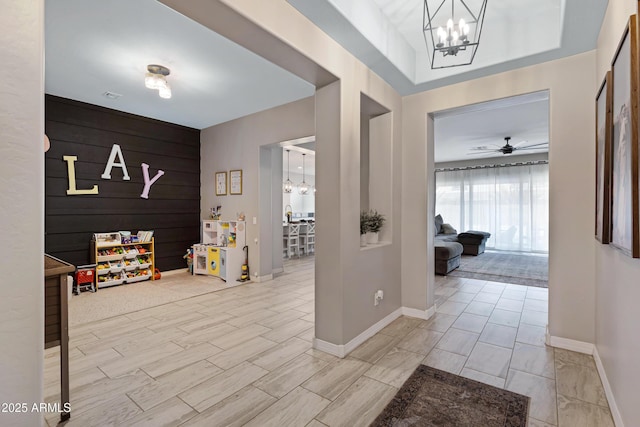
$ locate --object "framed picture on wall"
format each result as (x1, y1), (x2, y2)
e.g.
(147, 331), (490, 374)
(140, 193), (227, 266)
(610, 15), (640, 257)
(595, 71), (613, 244)
(230, 169), (243, 195)
(215, 171), (227, 196)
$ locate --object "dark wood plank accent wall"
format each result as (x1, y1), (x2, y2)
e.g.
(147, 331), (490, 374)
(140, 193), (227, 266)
(45, 95), (200, 271)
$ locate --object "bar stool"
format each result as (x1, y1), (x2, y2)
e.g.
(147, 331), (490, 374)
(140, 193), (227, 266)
(299, 223), (315, 255)
(283, 224), (300, 258)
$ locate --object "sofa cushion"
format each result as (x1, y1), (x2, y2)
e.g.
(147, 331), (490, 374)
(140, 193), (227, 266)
(459, 230), (491, 238)
(457, 230), (491, 244)
(435, 233), (458, 242)
(434, 241), (463, 275)
(441, 223), (457, 234)
(434, 214), (444, 234)
(434, 241), (463, 260)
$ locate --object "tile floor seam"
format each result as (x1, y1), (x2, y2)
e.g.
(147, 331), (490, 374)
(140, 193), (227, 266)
(125, 389), (148, 414)
(358, 374), (401, 392)
(175, 394), (199, 417)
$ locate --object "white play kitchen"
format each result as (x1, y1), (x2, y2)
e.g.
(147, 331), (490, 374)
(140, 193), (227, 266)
(192, 220), (246, 282)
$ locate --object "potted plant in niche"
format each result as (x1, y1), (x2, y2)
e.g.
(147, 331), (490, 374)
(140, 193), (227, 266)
(366, 209), (386, 244)
(360, 210), (369, 247)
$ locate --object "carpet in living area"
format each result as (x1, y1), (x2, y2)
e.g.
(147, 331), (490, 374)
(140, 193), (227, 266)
(447, 251), (548, 288)
(371, 365), (529, 427)
(69, 270), (242, 326)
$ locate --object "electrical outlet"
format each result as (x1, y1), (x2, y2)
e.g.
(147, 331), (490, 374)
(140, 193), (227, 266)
(374, 290), (384, 306)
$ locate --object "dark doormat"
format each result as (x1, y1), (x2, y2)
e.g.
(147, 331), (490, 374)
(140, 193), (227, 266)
(370, 365), (529, 427)
(447, 251), (548, 288)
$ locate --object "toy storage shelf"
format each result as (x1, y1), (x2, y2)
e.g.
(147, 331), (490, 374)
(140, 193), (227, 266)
(91, 239), (155, 289)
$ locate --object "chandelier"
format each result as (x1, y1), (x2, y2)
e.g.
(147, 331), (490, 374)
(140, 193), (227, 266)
(283, 149), (294, 193)
(423, 0), (487, 69)
(144, 64), (172, 99)
(298, 153), (310, 195)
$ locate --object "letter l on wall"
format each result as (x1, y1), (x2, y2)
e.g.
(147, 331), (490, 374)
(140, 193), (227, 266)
(63, 155), (99, 195)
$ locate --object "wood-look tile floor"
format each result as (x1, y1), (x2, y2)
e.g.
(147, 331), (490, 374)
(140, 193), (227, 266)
(44, 258), (613, 426)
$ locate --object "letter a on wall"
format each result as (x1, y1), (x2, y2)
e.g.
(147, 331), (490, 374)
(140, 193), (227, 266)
(101, 144), (131, 180)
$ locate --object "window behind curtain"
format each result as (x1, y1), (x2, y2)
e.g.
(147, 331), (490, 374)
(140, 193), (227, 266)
(435, 163), (549, 253)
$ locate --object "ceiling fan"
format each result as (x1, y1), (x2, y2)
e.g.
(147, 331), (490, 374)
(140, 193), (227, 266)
(468, 136), (549, 156)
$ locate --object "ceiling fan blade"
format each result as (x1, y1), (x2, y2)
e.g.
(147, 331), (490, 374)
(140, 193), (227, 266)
(469, 146), (501, 151)
(517, 142), (549, 149)
(515, 146), (548, 151)
(466, 150), (499, 155)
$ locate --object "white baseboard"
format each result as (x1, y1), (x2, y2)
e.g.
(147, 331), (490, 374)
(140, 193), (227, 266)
(313, 308), (403, 358)
(548, 335), (594, 354)
(312, 305), (438, 358)
(549, 336), (623, 426)
(593, 347), (624, 427)
(313, 337), (346, 358)
(401, 305), (436, 320)
(255, 273), (273, 283)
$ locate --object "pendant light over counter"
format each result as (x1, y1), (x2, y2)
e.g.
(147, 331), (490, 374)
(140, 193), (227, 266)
(298, 153), (310, 195)
(283, 149), (294, 193)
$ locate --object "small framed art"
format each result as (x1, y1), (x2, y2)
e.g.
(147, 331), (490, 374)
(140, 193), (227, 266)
(230, 169), (243, 195)
(215, 171), (227, 196)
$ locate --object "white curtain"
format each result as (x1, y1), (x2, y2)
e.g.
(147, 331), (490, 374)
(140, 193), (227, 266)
(435, 163), (549, 253)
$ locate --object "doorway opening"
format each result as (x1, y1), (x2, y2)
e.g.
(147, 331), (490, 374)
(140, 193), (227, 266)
(431, 91), (550, 309)
(280, 139), (316, 273)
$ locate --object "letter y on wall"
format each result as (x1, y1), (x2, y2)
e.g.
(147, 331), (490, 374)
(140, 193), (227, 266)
(140, 163), (164, 199)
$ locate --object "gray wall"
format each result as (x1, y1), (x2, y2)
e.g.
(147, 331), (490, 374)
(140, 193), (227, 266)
(403, 51), (598, 346)
(200, 96), (315, 280)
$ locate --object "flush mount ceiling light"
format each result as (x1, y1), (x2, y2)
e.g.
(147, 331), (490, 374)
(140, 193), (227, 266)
(423, 0), (487, 69)
(144, 64), (172, 99)
(298, 153), (310, 195)
(283, 149), (294, 193)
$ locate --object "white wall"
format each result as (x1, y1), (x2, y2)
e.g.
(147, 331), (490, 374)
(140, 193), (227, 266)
(402, 52), (597, 343)
(201, 96), (315, 280)
(595, 0), (640, 424)
(0, 1), (45, 425)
